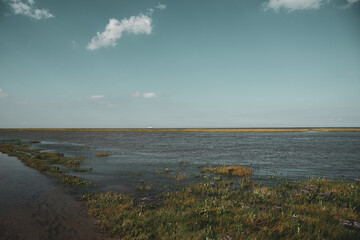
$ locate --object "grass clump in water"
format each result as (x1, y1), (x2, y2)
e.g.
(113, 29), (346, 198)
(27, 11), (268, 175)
(95, 152), (109, 157)
(80, 176), (360, 240)
(203, 165), (252, 177)
(136, 181), (152, 191)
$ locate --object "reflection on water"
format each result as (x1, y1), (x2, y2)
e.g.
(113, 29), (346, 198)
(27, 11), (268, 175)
(0, 131), (359, 193)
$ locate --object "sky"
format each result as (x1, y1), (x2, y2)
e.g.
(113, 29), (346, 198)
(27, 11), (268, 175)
(0, 0), (359, 128)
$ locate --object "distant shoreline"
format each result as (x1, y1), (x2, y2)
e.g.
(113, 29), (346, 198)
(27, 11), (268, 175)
(0, 128), (359, 132)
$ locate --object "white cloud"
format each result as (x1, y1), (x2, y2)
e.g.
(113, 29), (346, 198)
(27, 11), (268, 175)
(264, 0), (326, 12)
(132, 91), (159, 99)
(7, 0), (54, 20)
(16, 101), (28, 105)
(89, 95), (105, 100)
(0, 88), (8, 97)
(155, 3), (167, 10)
(143, 92), (159, 98)
(87, 14), (152, 50)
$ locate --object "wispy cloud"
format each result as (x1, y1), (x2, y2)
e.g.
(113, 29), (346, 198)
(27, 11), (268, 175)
(72, 40), (78, 49)
(143, 92), (159, 98)
(132, 91), (159, 99)
(147, 3), (166, 16)
(89, 95), (105, 100)
(6, 0), (54, 20)
(97, 101), (117, 108)
(264, 0), (326, 12)
(132, 91), (141, 98)
(155, 3), (167, 10)
(344, 0), (359, 8)
(0, 88), (8, 98)
(16, 101), (28, 105)
(87, 14), (152, 50)
(83, 95), (117, 107)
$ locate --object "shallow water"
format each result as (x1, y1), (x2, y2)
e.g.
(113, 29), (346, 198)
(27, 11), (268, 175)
(1, 131), (359, 193)
(0, 153), (102, 240)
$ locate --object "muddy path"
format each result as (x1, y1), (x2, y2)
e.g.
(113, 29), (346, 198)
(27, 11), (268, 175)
(0, 153), (104, 240)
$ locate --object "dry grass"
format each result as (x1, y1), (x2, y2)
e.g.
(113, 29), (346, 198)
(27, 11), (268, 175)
(95, 152), (109, 157)
(0, 128), (359, 132)
(203, 165), (252, 177)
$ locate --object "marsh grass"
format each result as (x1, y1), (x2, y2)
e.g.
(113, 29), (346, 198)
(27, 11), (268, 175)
(136, 181), (152, 191)
(175, 170), (188, 183)
(1, 128), (360, 132)
(1, 139), (359, 239)
(203, 165), (252, 177)
(0, 141), (94, 187)
(95, 152), (109, 157)
(81, 176), (360, 240)
(155, 168), (188, 184)
(58, 174), (93, 187)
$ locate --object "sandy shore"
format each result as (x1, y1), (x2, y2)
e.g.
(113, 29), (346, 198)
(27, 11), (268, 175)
(0, 153), (103, 240)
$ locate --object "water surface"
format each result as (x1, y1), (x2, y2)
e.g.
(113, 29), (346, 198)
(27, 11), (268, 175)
(0, 153), (102, 240)
(1, 131), (359, 193)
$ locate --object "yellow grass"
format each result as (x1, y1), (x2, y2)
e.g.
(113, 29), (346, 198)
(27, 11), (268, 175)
(203, 165), (252, 177)
(0, 128), (359, 132)
(95, 152), (109, 157)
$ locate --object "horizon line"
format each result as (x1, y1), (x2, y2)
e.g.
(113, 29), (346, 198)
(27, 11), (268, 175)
(0, 127), (359, 133)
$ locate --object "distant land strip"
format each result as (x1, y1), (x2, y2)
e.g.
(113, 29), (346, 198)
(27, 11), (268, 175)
(0, 128), (359, 132)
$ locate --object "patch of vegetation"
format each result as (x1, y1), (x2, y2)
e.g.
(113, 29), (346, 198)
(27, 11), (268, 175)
(175, 170), (188, 183)
(155, 167), (171, 174)
(136, 181), (152, 191)
(0, 141), (94, 188)
(58, 174), (93, 187)
(203, 165), (252, 177)
(1, 128), (360, 132)
(95, 152), (109, 157)
(80, 176), (360, 240)
(155, 168), (188, 183)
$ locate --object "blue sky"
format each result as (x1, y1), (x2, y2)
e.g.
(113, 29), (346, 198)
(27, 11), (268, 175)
(0, 0), (359, 128)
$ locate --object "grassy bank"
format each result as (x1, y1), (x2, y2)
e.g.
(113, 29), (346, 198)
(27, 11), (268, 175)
(0, 128), (360, 132)
(80, 176), (360, 239)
